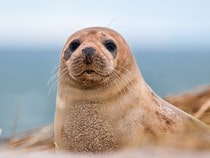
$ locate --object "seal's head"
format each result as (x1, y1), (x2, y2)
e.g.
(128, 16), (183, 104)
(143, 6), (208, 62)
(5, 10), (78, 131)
(59, 27), (136, 89)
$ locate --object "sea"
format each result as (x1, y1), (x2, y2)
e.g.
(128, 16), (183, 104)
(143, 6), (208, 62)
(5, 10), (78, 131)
(0, 47), (210, 138)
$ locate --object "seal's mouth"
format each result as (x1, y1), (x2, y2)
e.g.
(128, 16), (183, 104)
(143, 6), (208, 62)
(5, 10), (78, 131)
(84, 69), (95, 74)
(81, 69), (96, 75)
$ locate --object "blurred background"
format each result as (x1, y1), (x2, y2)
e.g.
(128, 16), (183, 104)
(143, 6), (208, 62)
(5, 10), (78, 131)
(0, 0), (210, 138)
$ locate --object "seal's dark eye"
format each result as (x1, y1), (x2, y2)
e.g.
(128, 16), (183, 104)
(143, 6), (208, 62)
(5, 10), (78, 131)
(63, 39), (81, 60)
(69, 39), (80, 52)
(104, 40), (117, 53)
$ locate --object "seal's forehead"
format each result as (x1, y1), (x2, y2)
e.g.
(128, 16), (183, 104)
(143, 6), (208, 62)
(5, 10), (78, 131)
(82, 27), (117, 34)
(71, 27), (120, 39)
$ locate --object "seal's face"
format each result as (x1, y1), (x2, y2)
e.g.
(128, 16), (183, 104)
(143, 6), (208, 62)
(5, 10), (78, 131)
(59, 27), (132, 89)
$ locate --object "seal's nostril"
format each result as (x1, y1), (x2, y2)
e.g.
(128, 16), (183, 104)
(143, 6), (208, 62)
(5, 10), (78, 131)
(82, 47), (96, 64)
(82, 47), (96, 57)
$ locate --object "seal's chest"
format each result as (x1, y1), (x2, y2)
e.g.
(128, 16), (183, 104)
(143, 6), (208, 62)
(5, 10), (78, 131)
(61, 103), (120, 152)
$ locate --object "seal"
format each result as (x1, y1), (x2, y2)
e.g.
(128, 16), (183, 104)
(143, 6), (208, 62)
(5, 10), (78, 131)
(54, 27), (210, 153)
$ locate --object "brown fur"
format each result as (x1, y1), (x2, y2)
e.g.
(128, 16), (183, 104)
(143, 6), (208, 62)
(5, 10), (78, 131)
(54, 27), (210, 153)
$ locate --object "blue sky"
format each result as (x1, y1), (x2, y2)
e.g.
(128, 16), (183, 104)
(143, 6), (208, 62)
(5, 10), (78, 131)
(0, 0), (210, 50)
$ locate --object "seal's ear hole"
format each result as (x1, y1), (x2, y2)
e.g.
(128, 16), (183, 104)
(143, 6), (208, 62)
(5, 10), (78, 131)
(104, 40), (117, 57)
(69, 39), (81, 52)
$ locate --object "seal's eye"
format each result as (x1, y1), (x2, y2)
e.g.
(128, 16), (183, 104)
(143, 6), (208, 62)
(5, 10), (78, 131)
(69, 39), (81, 52)
(104, 40), (117, 53)
(63, 39), (81, 60)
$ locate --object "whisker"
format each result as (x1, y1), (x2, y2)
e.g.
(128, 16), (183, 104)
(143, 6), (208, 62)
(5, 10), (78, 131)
(47, 72), (58, 87)
(57, 67), (69, 87)
(48, 67), (68, 96)
(106, 18), (119, 28)
(113, 69), (136, 99)
(51, 66), (60, 74)
(48, 81), (58, 96)
(112, 71), (124, 97)
(47, 65), (66, 86)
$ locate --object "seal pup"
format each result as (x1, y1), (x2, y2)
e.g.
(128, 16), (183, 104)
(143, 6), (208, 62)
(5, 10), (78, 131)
(54, 27), (210, 152)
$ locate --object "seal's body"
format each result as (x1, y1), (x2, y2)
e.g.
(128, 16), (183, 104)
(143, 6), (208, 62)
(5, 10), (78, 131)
(54, 27), (209, 152)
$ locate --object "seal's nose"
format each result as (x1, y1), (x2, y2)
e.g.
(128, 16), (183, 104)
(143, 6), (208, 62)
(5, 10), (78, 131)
(82, 47), (96, 64)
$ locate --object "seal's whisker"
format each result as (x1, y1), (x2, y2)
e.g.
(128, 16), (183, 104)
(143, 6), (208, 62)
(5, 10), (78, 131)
(106, 18), (119, 28)
(48, 76), (59, 96)
(48, 67), (68, 95)
(113, 70), (131, 98)
(110, 71), (123, 96)
(47, 72), (59, 87)
(47, 65), (64, 86)
(51, 66), (60, 74)
(58, 68), (69, 83)
(115, 65), (138, 98)
(116, 65), (133, 76)
(114, 70), (132, 98)
(113, 69), (136, 99)
(48, 79), (58, 96)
